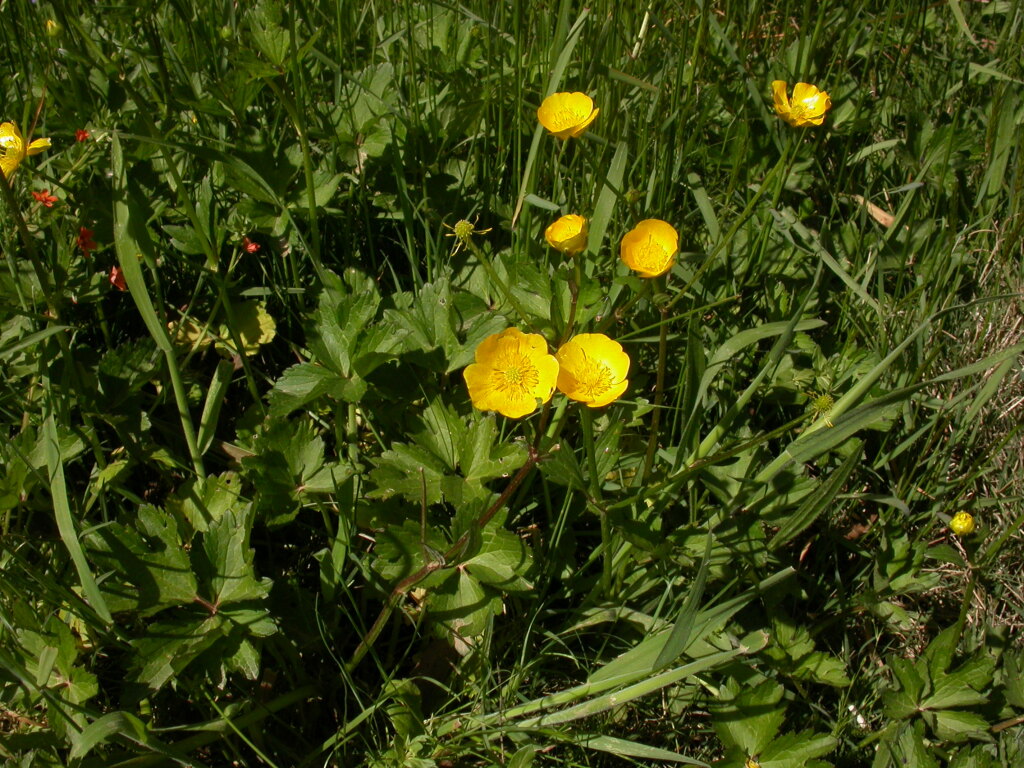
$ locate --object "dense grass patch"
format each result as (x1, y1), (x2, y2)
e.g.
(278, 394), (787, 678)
(2, 1), (1023, 766)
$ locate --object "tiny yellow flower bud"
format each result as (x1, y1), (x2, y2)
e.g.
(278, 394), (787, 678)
(45, 19), (62, 37)
(949, 512), (975, 536)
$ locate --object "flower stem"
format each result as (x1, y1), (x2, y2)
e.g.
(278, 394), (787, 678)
(642, 284), (670, 483)
(464, 238), (537, 330)
(346, 446), (542, 673)
(594, 278), (652, 335)
(559, 253), (583, 346)
(579, 406), (612, 597)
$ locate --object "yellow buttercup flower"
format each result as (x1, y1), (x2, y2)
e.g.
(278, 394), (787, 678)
(620, 219), (678, 278)
(556, 333), (630, 408)
(949, 512), (975, 536)
(537, 92), (599, 139)
(772, 81), (831, 127)
(545, 214), (589, 255)
(0, 121), (51, 178)
(463, 328), (559, 418)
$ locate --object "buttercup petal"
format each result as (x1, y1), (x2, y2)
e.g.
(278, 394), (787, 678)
(532, 353), (561, 401)
(0, 122), (21, 142)
(771, 81), (790, 113)
(0, 154), (19, 178)
(791, 82), (818, 103)
(27, 138), (51, 155)
(569, 107), (599, 138)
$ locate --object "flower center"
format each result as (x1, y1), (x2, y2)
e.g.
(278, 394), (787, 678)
(493, 353), (540, 397)
(577, 358), (614, 399)
(452, 219), (474, 241)
(811, 393), (834, 413)
(635, 237), (668, 271)
(550, 107), (586, 129)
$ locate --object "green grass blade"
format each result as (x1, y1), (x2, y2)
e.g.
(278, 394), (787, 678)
(573, 734), (710, 766)
(769, 445), (862, 550)
(43, 415), (112, 625)
(588, 140), (628, 256)
(653, 532), (713, 670)
(197, 358), (234, 456)
(514, 648), (744, 728)
(687, 172), (721, 246)
(112, 133), (205, 477)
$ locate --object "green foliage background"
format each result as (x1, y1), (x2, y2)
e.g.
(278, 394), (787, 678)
(1, 1), (1023, 766)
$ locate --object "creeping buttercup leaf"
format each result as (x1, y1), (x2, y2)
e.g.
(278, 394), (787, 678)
(429, 567), (502, 655)
(763, 619), (851, 687)
(460, 416), (527, 486)
(16, 618), (98, 741)
(882, 626), (995, 743)
(755, 729), (838, 768)
(948, 744), (1001, 768)
(712, 678), (786, 757)
(308, 269), (383, 376)
(883, 656), (927, 720)
(463, 526), (533, 592)
(166, 472), (245, 534)
(370, 519), (449, 586)
(331, 62), (401, 169)
(384, 278), (461, 372)
(369, 441), (463, 507)
(86, 504), (198, 615)
(412, 397), (467, 471)
(292, 269), (404, 406)
(245, 0), (289, 67)
(196, 504), (271, 606)
(926, 709), (991, 743)
(128, 614), (224, 700)
(242, 417), (344, 526)
(369, 398), (523, 508)
(267, 362), (351, 420)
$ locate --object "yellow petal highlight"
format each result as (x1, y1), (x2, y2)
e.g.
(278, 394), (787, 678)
(771, 81), (831, 127)
(537, 92), (599, 140)
(463, 327), (559, 418)
(544, 214), (589, 255)
(620, 218), (679, 278)
(556, 333), (630, 408)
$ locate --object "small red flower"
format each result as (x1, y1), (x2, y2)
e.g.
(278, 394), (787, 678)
(242, 236), (261, 254)
(32, 189), (58, 207)
(77, 226), (97, 257)
(75, 129), (90, 142)
(109, 266), (127, 291)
